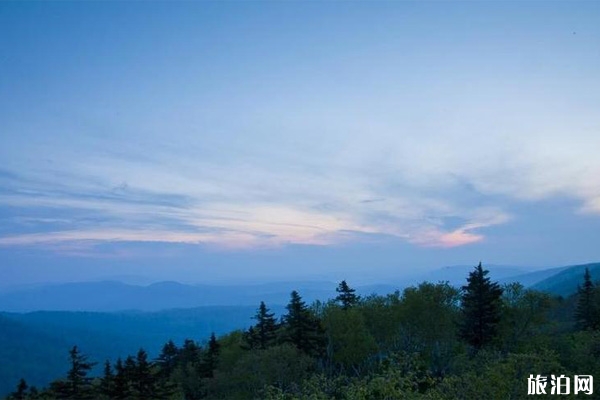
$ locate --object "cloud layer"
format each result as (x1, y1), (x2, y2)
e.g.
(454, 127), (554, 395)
(1, 2), (599, 256)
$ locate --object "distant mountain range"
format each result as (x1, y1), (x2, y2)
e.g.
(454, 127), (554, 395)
(0, 305), (280, 396)
(0, 261), (598, 396)
(0, 280), (388, 313)
(1, 263), (596, 313)
(531, 263), (600, 296)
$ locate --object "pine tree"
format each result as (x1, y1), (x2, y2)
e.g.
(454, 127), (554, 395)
(98, 360), (114, 398)
(245, 301), (278, 349)
(459, 262), (504, 350)
(113, 358), (131, 400)
(10, 378), (28, 400)
(283, 290), (326, 357)
(156, 340), (179, 377)
(201, 333), (220, 378)
(131, 348), (157, 399)
(55, 346), (96, 399)
(176, 339), (204, 400)
(154, 342), (178, 400)
(575, 267), (599, 330)
(335, 280), (359, 310)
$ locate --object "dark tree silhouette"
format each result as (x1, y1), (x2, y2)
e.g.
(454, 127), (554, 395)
(335, 280), (359, 310)
(113, 358), (131, 400)
(201, 333), (220, 378)
(56, 346), (96, 399)
(245, 301), (279, 349)
(459, 262), (504, 349)
(575, 267), (599, 330)
(9, 378), (28, 400)
(131, 348), (159, 399)
(99, 360), (114, 398)
(283, 290), (326, 357)
(156, 340), (179, 377)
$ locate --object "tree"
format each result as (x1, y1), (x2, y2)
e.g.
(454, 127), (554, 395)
(399, 282), (461, 376)
(575, 267), (599, 330)
(201, 333), (220, 378)
(335, 280), (359, 310)
(131, 348), (159, 399)
(497, 283), (552, 353)
(226, 344), (314, 398)
(98, 360), (114, 398)
(245, 301), (279, 349)
(459, 262), (504, 349)
(51, 346), (96, 399)
(113, 358), (131, 400)
(322, 306), (377, 374)
(172, 340), (204, 400)
(156, 340), (179, 377)
(282, 290), (326, 357)
(9, 378), (28, 400)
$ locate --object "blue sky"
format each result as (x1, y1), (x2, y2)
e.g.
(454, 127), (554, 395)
(1, 2), (599, 286)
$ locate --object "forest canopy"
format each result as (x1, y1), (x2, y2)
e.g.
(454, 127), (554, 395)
(5, 265), (600, 400)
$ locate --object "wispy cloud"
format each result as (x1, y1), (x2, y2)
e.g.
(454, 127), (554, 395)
(1, 2), (599, 256)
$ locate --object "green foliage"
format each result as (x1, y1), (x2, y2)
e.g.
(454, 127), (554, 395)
(282, 291), (326, 358)
(459, 263), (504, 350)
(335, 281), (359, 310)
(497, 283), (553, 353)
(215, 344), (314, 399)
(244, 302), (278, 350)
(201, 333), (220, 379)
(58, 346), (96, 399)
(430, 350), (568, 400)
(397, 282), (461, 376)
(6, 267), (596, 400)
(359, 292), (404, 354)
(575, 267), (600, 330)
(322, 306), (377, 374)
(155, 340), (178, 379)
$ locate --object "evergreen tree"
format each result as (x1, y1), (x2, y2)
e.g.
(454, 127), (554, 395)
(575, 267), (599, 330)
(335, 280), (359, 310)
(123, 355), (137, 383)
(459, 262), (504, 349)
(53, 346), (96, 399)
(9, 378), (28, 400)
(131, 348), (157, 399)
(245, 301), (278, 349)
(201, 333), (220, 378)
(174, 340), (204, 400)
(179, 339), (201, 366)
(113, 358), (131, 400)
(283, 290), (326, 357)
(27, 386), (38, 399)
(98, 360), (114, 398)
(156, 340), (179, 377)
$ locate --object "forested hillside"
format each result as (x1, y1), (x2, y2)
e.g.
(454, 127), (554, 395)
(4, 263), (600, 400)
(0, 306), (285, 396)
(531, 263), (600, 297)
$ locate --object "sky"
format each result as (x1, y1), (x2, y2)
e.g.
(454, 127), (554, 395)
(1, 1), (599, 286)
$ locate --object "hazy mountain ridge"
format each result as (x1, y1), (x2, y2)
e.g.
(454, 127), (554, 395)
(0, 265), (536, 313)
(0, 315), (70, 398)
(0, 280), (392, 312)
(0, 305), (280, 396)
(531, 262), (600, 296)
(0, 261), (596, 396)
